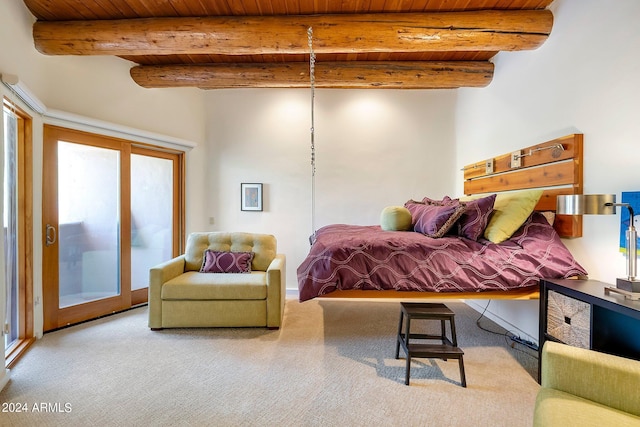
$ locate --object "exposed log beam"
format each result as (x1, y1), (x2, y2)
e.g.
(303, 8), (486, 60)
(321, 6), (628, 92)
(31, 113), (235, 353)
(129, 61), (494, 89)
(34, 10), (552, 56)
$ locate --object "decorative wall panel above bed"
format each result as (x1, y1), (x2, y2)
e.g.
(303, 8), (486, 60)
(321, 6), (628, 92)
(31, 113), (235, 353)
(462, 134), (584, 238)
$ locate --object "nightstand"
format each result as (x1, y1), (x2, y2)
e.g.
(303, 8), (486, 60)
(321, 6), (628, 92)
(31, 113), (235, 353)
(538, 278), (640, 381)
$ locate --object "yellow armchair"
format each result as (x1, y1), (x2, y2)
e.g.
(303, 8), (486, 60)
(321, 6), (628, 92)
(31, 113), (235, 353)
(148, 232), (286, 330)
(534, 341), (640, 427)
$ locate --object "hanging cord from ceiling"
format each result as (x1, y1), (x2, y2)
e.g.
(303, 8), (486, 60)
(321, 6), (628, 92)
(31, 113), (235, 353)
(307, 27), (317, 244)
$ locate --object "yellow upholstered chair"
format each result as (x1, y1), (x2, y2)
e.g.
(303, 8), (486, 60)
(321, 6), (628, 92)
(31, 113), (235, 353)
(148, 232), (285, 330)
(534, 341), (640, 427)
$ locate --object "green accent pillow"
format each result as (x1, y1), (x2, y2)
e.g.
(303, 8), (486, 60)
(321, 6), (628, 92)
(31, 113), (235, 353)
(380, 206), (412, 231)
(483, 189), (543, 243)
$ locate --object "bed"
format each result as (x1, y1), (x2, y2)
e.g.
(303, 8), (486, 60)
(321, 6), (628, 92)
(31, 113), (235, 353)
(297, 134), (587, 301)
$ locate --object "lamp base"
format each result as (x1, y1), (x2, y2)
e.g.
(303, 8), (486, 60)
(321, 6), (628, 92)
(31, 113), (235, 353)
(605, 286), (640, 301)
(616, 277), (640, 293)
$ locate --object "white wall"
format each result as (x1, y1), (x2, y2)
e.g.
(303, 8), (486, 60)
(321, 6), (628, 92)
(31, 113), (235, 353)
(456, 0), (640, 341)
(205, 89), (458, 290)
(0, 0), (209, 342)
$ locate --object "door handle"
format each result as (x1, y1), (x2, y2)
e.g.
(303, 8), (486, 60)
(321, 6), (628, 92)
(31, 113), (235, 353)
(45, 224), (57, 246)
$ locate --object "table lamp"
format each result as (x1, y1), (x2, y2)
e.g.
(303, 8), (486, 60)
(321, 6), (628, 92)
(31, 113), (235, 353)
(557, 194), (639, 297)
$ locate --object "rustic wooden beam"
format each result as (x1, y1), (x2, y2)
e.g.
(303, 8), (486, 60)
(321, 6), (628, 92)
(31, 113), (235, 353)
(129, 61), (494, 89)
(34, 10), (552, 56)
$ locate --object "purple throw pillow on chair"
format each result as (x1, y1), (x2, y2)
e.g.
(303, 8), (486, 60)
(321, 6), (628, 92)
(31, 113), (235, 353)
(200, 250), (254, 273)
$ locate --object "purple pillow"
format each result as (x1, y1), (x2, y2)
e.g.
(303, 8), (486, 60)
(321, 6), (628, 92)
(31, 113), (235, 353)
(200, 250), (254, 273)
(421, 196), (451, 205)
(419, 194), (496, 241)
(456, 194), (496, 241)
(405, 201), (466, 238)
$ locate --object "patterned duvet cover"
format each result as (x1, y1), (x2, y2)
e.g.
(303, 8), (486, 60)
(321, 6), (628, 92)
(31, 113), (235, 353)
(297, 212), (587, 301)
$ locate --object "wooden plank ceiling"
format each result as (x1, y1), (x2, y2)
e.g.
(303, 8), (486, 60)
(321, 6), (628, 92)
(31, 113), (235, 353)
(22, 0), (555, 89)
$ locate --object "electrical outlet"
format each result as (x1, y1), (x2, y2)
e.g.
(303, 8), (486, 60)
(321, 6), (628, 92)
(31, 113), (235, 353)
(208, 217), (215, 225)
(510, 151), (522, 168)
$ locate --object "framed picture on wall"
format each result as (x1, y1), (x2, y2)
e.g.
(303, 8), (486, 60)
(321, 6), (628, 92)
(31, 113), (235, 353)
(620, 191), (640, 255)
(241, 183), (263, 211)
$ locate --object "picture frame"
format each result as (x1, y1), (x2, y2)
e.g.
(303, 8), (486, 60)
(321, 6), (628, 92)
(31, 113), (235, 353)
(620, 191), (640, 254)
(241, 183), (263, 211)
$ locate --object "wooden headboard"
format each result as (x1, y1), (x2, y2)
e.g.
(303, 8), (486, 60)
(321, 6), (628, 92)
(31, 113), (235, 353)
(462, 134), (583, 238)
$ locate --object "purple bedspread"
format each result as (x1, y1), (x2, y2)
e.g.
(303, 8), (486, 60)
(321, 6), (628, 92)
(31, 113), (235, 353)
(297, 212), (587, 301)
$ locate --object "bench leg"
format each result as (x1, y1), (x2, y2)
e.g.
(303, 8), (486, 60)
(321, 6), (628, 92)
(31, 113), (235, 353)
(395, 311), (404, 359)
(458, 355), (467, 387)
(405, 356), (411, 385)
(450, 317), (458, 347)
(403, 315), (412, 385)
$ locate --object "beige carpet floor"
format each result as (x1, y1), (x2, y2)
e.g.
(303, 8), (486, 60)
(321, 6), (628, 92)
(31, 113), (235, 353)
(0, 299), (540, 426)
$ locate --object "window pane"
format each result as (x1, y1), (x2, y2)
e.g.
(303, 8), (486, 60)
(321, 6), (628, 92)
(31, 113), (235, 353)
(58, 141), (120, 308)
(130, 154), (173, 290)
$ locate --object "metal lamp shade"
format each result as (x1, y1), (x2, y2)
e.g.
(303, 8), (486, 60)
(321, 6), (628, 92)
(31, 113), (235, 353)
(556, 194), (616, 215)
(557, 193), (639, 294)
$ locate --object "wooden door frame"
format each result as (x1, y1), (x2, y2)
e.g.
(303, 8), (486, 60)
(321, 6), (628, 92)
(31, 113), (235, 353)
(3, 98), (35, 367)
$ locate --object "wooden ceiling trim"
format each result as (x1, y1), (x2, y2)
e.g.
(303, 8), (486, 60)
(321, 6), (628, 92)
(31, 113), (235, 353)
(33, 10), (552, 56)
(129, 60), (494, 89)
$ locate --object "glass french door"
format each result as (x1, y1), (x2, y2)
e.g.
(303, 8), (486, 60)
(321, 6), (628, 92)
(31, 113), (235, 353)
(42, 126), (182, 330)
(129, 148), (179, 305)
